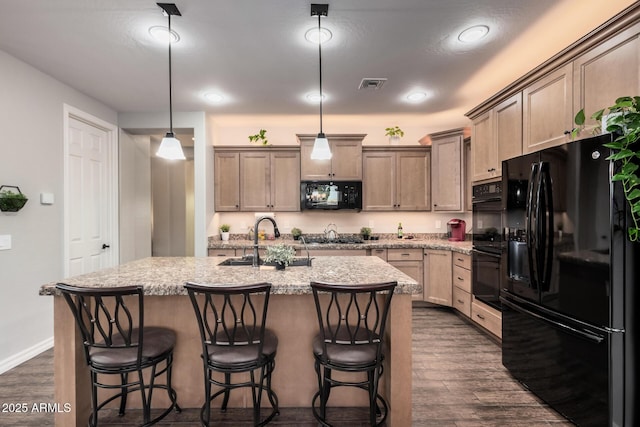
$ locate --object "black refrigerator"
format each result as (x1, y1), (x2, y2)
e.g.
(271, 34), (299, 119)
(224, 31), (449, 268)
(501, 133), (638, 426)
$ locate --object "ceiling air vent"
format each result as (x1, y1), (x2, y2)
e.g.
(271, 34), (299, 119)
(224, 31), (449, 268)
(358, 78), (387, 90)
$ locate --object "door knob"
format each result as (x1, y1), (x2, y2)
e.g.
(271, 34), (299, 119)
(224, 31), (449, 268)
(102, 244), (110, 249)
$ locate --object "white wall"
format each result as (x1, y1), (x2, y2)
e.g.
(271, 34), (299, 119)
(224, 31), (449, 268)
(0, 50), (117, 372)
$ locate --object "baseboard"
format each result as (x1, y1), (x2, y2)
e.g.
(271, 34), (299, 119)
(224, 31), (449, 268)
(0, 336), (54, 374)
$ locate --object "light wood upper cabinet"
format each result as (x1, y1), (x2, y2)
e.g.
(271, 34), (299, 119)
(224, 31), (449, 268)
(423, 249), (452, 306)
(363, 148), (430, 211)
(431, 129), (464, 212)
(471, 110), (497, 182)
(471, 93), (522, 183)
(299, 135), (364, 181)
(573, 22), (640, 133)
(214, 152), (240, 211)
(496, 92), (523, 163)
(523, 63), (573, 154)
(239, 150), (300, 212)
(464, 138), (472, 211)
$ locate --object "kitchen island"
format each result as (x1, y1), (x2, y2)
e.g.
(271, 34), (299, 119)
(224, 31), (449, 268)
(40, 256), (419, 427)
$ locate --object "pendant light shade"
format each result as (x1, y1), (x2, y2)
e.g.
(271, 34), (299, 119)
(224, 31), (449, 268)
(156, 3), (185, 160)
(157, 132), (185, 160)
(311, 132), (332, 160)
(310, 4), (332, 161)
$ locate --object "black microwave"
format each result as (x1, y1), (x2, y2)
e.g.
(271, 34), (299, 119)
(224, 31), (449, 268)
(301, 181), (362, 211)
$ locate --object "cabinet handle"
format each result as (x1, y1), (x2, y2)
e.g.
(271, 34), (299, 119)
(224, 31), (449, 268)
(476, 313), (486, 320)
(457, 276), (463, 281)
(457, 258), (464, 262)
(457, 299), (464, 304)
(235, 204), (239, 208)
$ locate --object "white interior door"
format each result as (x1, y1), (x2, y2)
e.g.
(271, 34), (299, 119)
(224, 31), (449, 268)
(64, 106), (118, 277)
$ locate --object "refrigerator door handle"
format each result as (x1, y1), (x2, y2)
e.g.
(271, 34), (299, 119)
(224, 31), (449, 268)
(500, 297), (605, 344)
(526, 162), (540, 290)
(539, 162), (554, 292)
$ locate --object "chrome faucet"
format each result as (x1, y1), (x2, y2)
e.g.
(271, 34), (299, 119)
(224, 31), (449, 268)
(298, 235), (312, 266)
(253, 216), (280, 267)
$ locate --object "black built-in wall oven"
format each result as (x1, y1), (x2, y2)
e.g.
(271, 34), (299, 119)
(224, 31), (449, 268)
(472, 182), (504, 310)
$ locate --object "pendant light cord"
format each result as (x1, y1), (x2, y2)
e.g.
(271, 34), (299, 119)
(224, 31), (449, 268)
(168, 13), (174, 134)
(318, 13), (323, 135)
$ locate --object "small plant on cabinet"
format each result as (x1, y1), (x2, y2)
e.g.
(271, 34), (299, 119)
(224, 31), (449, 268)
(248, 129), (268, 145)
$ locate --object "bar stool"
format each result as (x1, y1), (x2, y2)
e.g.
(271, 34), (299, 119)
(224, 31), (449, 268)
(310, 281), (397, 427)
(184, 282), (279, 427)
(55, 283), (180, 427)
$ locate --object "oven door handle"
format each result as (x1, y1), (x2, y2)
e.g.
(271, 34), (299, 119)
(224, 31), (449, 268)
(472, 248), (502, 259)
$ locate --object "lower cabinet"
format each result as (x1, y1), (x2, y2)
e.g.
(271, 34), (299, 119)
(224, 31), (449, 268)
(451, 253), (471, 317)
(423, 249), (452, 306)
(387, 249), (424, 300)
(471, 298), (502, 339)
(307, 249), (367, 256)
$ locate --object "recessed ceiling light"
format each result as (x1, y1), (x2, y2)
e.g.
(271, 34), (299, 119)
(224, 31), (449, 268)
(406, 91), (428, 103)
(458, 25), (489, 43)
(149, 26), (180, 43)
(306, 92), (326, 103)
(204, 92), (225, 103)
(305, 27), (332, 44)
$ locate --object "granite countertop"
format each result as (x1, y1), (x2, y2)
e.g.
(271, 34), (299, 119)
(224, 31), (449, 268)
(209, 237), (473, 254)
(40, 256), (420, 297)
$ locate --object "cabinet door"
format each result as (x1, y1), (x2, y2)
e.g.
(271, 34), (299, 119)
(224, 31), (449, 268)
(363, 151), (395, 210)
(396, 151), (430, 211)
(214, 152), (240, 211)
(330, 139), (363, 180)
(573, 23), (640, 133)
(240, 152), (271, 211)
(496, 92), (523, 163)
(471, 110), (497, 182)
(523, 63), (573, 154)
(423, 249), (452, 306)
(270, 151), (300, 211)
(300, 139), (332, 180)
(431, 135), (462, 211)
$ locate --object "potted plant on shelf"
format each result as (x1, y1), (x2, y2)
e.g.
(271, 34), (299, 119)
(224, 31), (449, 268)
(264, 244), (296, 270)
(574, 96), (640, 242)
(291, 227), (302, 240)
(0, 186), (28, 212)
(360, 226), (372, 240)
(385, 126), (405, 145)
(219, 224), (231, 242)
(248, 129), (268, 145)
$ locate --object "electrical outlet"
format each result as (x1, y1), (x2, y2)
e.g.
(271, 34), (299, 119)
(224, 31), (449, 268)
(369, 220), (375, 229)
(0, 235), (11, 250)
(435, 220), (442, 229)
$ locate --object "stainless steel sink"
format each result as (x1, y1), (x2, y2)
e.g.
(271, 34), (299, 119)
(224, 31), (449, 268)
(217, 257), (312, 267)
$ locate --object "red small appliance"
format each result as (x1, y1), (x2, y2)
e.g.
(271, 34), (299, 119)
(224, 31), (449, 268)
(447, 219), (466, 241)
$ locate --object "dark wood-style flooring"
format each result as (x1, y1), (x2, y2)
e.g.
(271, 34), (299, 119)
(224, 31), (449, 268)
(0, 306), (573, 426)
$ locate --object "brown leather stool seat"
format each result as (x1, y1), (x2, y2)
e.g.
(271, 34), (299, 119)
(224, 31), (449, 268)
(56, 284), (181, 427)
(310, 281), (397, 427)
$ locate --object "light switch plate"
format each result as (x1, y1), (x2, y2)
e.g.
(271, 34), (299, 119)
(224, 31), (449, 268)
(435, 220), (442, 229)
(40, 192), (55, 205)
(0, 234), (11, 250)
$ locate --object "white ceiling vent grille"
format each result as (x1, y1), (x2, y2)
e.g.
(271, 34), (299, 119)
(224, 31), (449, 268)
(358, 78), (387, 90)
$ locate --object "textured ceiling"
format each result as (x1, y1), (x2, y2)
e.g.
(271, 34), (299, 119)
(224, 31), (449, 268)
(0, 0), (634, 118)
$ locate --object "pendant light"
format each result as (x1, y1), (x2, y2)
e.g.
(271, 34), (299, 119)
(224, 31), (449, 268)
(156, 3), (185, 160)
(310, 4), (332, 160)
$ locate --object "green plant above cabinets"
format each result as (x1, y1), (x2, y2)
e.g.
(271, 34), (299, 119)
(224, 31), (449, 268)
(248, 129), (268, 145)
(574, 96), (640, 242)
(384, 126), (404, 138)
(0, 186), (28, 212)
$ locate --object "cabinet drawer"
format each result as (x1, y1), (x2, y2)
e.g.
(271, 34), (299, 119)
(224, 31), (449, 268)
(452, 287), (471, 318)
(452, 264), (471, 293)
(453, 253), (471, 270)
(208, 249), (237, 257)
(369, 248), (388, 261)
(471, 299), (502, 339)
(387, 248), (423, 261)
